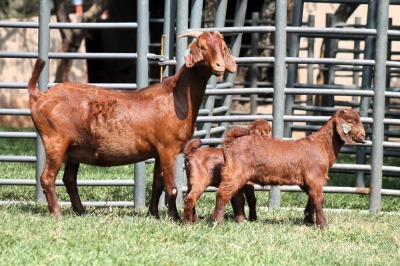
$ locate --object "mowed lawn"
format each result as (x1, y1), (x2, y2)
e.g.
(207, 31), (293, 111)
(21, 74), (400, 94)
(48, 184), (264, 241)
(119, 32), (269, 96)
(1, 129), (400, 265)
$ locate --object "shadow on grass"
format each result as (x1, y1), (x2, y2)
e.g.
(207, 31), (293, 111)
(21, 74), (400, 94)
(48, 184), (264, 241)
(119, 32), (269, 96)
(1, 203), (50, 216)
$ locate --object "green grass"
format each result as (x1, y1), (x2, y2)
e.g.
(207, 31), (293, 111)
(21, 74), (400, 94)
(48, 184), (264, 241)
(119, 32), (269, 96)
(0, 205), (399, 265)
(1, 129), (400, 265)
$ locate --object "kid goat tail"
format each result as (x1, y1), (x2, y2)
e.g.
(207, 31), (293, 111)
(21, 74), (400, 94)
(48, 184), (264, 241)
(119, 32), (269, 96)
(183, 139), (202, 157)
(28, 58), (46, 106)
(223, 127), (251, 145)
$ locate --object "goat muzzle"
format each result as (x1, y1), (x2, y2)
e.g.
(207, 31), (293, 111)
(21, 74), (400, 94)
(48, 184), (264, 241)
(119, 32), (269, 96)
(353, 131), (367, 144)
(211, 61), (225, 76)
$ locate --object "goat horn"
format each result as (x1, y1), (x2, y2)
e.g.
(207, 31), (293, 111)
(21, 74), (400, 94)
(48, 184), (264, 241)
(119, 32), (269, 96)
(178, 31), (203, 39)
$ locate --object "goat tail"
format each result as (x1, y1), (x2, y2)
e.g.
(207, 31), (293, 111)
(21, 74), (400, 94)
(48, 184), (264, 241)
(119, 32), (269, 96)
(28, 58), (46, 106)
(223, 127), (250, 145)
(183, 138), (202, 156)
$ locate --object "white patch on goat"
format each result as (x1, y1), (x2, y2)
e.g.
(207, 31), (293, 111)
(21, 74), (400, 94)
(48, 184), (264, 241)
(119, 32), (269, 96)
(342, 124), (351, 134)
(184, 48), (191, 57)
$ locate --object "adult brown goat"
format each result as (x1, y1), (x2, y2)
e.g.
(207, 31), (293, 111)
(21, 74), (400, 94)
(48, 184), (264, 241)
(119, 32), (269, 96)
(27, 31), (236, 219)
(212, 110), (366, 229)
(183, 119), (271, 223)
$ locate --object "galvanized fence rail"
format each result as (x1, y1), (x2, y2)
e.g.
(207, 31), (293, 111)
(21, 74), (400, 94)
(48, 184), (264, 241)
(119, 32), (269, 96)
(1, 0), (400, 213)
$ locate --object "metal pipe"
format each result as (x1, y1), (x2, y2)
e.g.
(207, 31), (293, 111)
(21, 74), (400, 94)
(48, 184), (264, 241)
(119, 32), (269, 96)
(306, 15), (315, 119)
(269, 0), (288, 209)
(250, 12), (260, 115)
(36, 0), (51, 202)
(162, 0), (176, 78)
(369, 0), (389, 213)
(134, 0), (149, 209)
(284, 0), (303, 137)
(219, 0), (248, 136)
(357, 0), (377, 188)
(199, 0), (227, 139)
(174, 0), (189, 206)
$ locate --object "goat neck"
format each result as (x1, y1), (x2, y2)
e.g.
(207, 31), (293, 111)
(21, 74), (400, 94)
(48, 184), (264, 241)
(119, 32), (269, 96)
(172, 64), (211, 122)
(309, 116), (344, 167)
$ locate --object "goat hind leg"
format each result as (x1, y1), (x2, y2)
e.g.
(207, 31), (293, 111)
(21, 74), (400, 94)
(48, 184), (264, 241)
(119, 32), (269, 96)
(183, 178), (210, 223)
(231, 190), (246, 222)
(303, 197), (315, 226)
(40, 138), (69, 215)
(212, 177), (246, 222)
(62, 162), (85, 215)
(244, 184), (257, 221)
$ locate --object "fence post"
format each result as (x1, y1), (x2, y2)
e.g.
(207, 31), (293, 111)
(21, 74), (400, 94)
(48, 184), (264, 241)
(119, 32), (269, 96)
(174, 0), (189, 206)
(250, 12), (260, 115)
(269, 0), (288, 209)
(219, 0), (247, 133)
(162, 0), (177, 79)
(36, 0), (51, 202)
(369, 0), (389, 213)
(357, 1), (376, 188)
(284, 0), (303, 138)
(134, 0), (149, 209)
(199, 0), (228, 138)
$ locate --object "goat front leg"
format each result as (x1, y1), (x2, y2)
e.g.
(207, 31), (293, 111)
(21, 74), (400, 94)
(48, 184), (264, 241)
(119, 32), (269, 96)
(149, 159), (163, 219)
(300, 185), (315, 226)
(308, 186), (326, 229)
(62, 162), (85, 215)
(159, 152), (180, 221)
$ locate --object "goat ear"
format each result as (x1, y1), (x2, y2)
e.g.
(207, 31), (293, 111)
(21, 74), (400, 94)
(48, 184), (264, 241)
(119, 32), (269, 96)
(184, 42), (203, 68)
(224, 48), (236, 73)
(336, 120), (356, 144)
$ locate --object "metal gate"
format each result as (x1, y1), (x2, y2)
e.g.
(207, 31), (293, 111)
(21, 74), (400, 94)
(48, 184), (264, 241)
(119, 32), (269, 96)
(1, 0), (400, 213)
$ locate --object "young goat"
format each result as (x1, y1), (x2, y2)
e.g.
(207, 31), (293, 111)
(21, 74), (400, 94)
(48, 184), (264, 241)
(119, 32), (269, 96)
(183, 119), (271, 223)
(212, 110), (366, 229)
(27, 31), (236, 219)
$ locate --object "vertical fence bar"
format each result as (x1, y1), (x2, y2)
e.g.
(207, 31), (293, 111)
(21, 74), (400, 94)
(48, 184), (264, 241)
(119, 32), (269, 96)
(174, 0), (190, 205)
(219, 0), (247, 133)
(250, 12), (260, 115)
(176, 0), (189, 68)
(200, 0), (228, 138)
(190, 0), (203, 29)
(36, 0), (51, 202)
(162, 0), (177, 78)
(357, 1), (377, 188)
(324, 14), (337, 108)
(354, 16), (366, 188)
(134, 0), (149, 209)
(369, 0), (389, 213)
(159, 0), (177, 207)
(284, 0), (303, 138)
(306, 14), (315, 120)
(269, 0), (287, 209)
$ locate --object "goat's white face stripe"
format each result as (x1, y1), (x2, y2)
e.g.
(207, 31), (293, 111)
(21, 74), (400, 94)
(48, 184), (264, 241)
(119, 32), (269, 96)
(342, 124), (351, 134)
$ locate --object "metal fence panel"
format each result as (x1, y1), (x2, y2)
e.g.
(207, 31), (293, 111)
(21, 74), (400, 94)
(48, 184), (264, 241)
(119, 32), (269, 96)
(1, 0), (400, 213)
